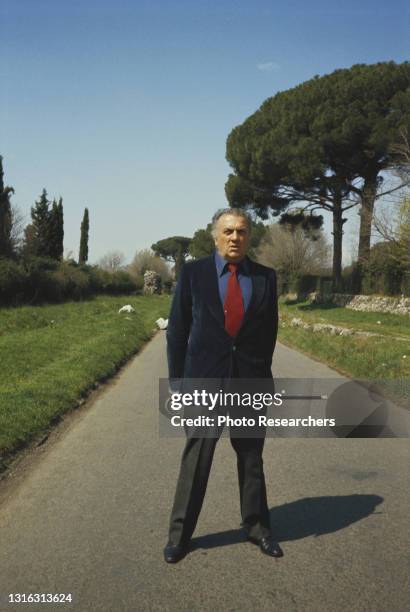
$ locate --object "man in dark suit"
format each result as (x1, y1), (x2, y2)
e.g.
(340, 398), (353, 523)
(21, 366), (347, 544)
(164, 208), (283, 563)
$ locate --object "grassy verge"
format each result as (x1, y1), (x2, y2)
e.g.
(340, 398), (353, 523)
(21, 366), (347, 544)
(280, 300), (410, 339)
(278, 300), (410, 407)
(0, 294), (171, 469)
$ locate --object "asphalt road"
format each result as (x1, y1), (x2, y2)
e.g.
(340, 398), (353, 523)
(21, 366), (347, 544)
(0, 333), (409, 612)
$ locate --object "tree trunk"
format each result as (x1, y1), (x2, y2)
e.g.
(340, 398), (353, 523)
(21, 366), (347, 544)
(332, 191), (344, 292)
(357, 174), (378, 291)
(174, 252), (184, 279)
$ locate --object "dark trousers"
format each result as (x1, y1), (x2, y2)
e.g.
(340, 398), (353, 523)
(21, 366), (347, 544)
(168, 427), (271, 546)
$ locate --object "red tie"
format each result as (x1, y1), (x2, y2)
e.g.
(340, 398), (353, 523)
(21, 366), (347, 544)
(224, 263), (244, 337)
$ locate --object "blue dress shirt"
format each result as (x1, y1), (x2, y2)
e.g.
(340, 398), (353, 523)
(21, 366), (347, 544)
(214, 251), (252, 312)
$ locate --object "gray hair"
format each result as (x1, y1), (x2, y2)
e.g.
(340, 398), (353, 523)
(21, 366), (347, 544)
(211, 208), (252, 237)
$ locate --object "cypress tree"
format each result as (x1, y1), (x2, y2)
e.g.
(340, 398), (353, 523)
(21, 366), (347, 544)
(0, 156), (14, 257)
(48, 198), (64, 260)
(79, 208), (89, 264)
(22, 223), (36, 257)
(49, 199), (60, 259)
(31, 189), (52, 257)
(57, 197), (64, 260)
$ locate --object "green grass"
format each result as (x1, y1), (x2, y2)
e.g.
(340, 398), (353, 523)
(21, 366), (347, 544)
(281, 300), (410, 338)
(278, 300), (410, 407)
(0, 295), (171, 468)
(1, 294), (407, 467)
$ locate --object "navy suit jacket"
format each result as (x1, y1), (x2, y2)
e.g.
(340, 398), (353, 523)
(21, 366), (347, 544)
(166, 254), (278, 380)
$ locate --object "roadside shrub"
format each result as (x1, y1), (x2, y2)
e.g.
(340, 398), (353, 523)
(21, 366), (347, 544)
(359, 242), (404, 296)
(133, 275), (144, 294)
(50, 262), (92, 301)
(298, 275), (318, 295)
(0, 257), (138, 307)
(128, 248), (171, 283)
(401, 272), (410, 297)
(342, 264), (362, 294)
(21, 257), (61, 304)
(77, 266), (136, 295)
(162, 279), (173, 294)
(103, 270), (137, 295)
(0, 258), (26, 305)
(284, 273), (333, 299)
(79, 264), (106, 293)
(362, 265), (403, 296)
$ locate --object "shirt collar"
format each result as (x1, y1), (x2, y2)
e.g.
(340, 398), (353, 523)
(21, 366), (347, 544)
(214, 251), (249, 277)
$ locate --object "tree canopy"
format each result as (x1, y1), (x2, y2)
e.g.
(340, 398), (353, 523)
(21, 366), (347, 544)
(226, 61), (410, 289)
(151, 236), (191, 278)
(189, 224), (215, 259)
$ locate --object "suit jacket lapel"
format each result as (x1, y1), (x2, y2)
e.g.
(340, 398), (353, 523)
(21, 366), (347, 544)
(239, 257), (266, 332)
(201, 255), (225, 329)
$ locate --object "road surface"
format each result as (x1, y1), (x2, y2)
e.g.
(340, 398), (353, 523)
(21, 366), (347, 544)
(0, 333), (408, 611)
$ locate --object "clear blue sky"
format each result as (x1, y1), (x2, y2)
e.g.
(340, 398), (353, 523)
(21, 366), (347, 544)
(1, 0), (408, 264)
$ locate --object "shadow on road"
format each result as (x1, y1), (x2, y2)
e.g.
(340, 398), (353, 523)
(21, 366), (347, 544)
(191, 494), (383, 550)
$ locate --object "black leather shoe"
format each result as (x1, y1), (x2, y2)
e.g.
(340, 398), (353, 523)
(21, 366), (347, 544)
(163, 542), (188, 564)
(247, 536), (284, 558)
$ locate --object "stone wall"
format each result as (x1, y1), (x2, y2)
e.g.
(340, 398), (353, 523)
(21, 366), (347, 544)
(308, 292), (410, 316)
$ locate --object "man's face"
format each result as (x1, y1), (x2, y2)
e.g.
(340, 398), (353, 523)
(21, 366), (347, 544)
(213, 214), (250, 262)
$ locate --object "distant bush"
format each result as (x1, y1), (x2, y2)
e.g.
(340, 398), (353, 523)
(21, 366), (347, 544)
(162, 279), (173, 294)
(295, 274), (318, 295)
(282, 273), (333, 299)
(21, 257), (62, 303)
(0, 258), (26, 305)
(128, 248), (171, 283)
(133, 275), (144, 293)
(361, 269), (403, 296)
(356, 243), (404, 296)
(50, 262), (92, 301)
(401, 272), (410, 297)
(22, 256), (60, 272)
(79, 265), (109, 293)
(342, 240), (410, 296)
(82, 266), (136, 295)
(103, 270), (137, 295)
(0, 257), (138, 307)
(341, 264), (362, 294)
